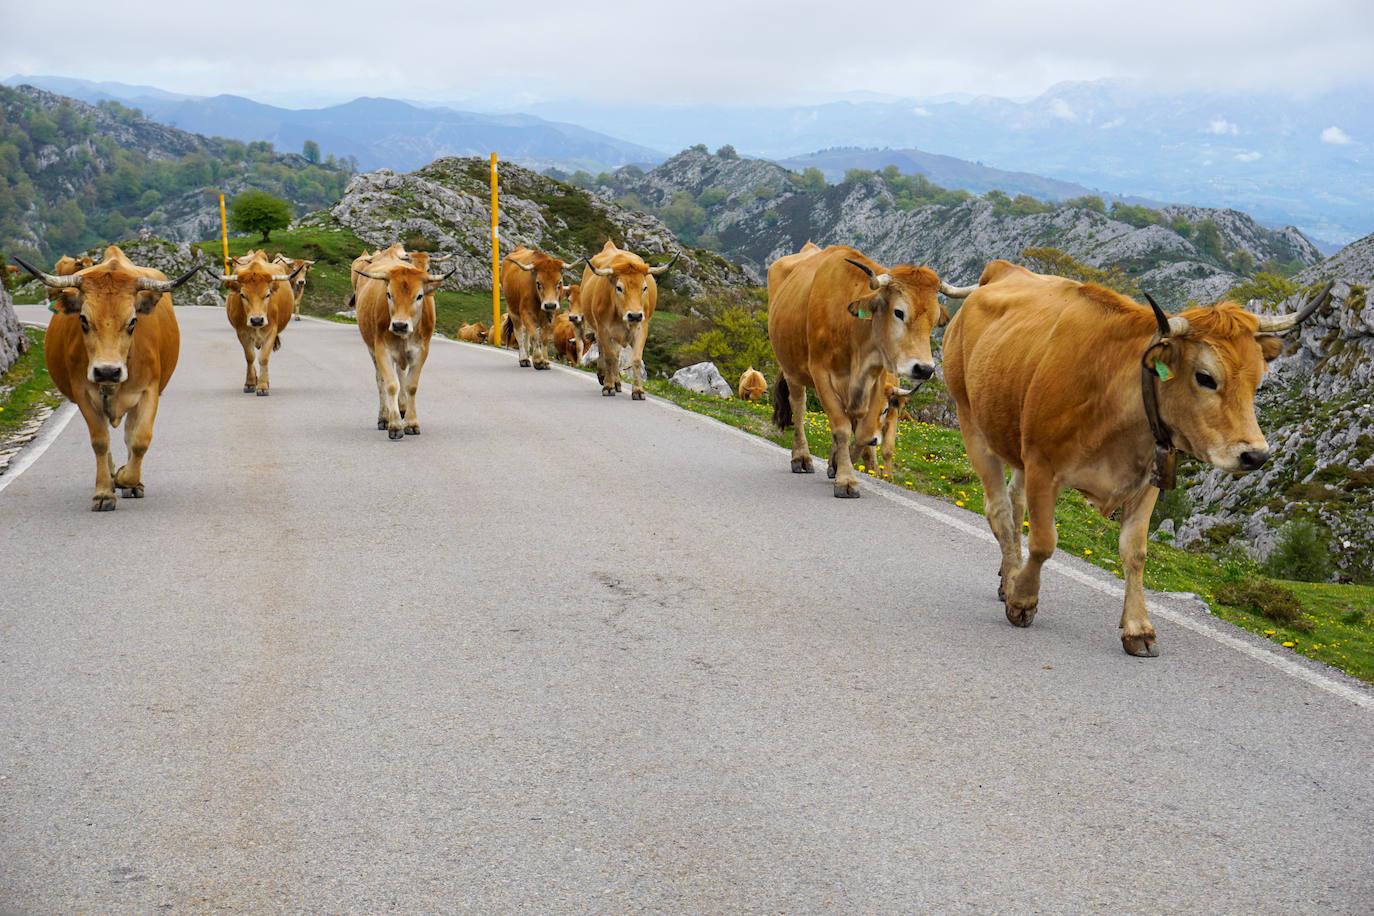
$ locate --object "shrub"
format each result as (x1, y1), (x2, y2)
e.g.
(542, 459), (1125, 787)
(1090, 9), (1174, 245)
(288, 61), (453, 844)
(229, 190), (292, 242)
(679, 297), (774, 384)
(1217, 580), (1313, 632)
(715, 144), (739, 160)
(402, 231), (436, 252)
(1228, 271), (1298, 308)
(1022, 246), (1140, 297)
(1265, 520), (1334, 582)
(1064, 195), (1106, 213)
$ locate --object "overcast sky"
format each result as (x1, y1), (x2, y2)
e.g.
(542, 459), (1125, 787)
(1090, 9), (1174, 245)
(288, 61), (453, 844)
(4, 0), (1373, 108)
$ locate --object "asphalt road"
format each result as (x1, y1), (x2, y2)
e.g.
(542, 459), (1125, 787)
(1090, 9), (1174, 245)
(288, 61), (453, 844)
(3, 306), (1372, 913)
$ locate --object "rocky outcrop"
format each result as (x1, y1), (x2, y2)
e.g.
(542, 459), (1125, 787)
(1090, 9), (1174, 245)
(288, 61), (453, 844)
(670, 362), (732, 398)
(1173, 269), (1374, 582)
(317, 157), (751, 297)
(1298, 232), (1374, 288)
(0, 283), (25, 375)
(593, 148), (1322, 305)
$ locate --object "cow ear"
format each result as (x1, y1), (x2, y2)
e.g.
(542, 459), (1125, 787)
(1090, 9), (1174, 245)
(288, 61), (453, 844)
(936, 301), (952, 328)
(135, 290), (162, 314)
(1143, 340), (1175, 380)
(52, 289), (83, 315)
(1256, 334), (1285, 362)
(848, 299), (876, 320)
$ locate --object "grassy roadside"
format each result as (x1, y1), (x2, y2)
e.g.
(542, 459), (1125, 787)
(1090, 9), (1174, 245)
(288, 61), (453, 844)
(642, 378), (1374, 682)
(0, 328), (63, 443)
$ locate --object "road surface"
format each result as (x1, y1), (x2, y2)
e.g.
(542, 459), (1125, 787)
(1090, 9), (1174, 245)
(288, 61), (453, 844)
(3, 306), (1372, 913)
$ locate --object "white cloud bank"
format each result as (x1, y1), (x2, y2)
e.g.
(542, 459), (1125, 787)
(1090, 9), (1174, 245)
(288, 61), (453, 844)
(1321, 126), (1353, 144)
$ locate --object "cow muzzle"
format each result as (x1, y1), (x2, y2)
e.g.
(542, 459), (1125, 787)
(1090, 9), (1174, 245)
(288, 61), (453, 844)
(390, 320), (412, 335)
(1238, 449), (1270, 471)
(625, 311), (644, 323)
(248, 315), (267, 328)
(568, 314), (582, 325)
(901, 361), (935, 381)
(90, 363), (126, 383)
(542, 301), (558, 313)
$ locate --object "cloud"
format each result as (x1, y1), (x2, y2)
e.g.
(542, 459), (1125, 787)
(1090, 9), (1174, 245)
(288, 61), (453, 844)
(911, 106), (931, 117)
(1234, 151), (1262, 162)
(1321, 126), (1353, 144)
(1048, 99), (1076, 121)
(1207, 119), (1239, 135)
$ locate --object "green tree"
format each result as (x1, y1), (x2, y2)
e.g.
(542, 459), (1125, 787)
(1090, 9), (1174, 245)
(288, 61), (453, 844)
(229, 190), (292, 242)
(660, 191), (707, 243)
(1265, 520), (1333, 582)
(1064, 195), (1106, 213)
(797, 167), (826, 192)
(302, 139), (320, 164)
(716, 144), (739, 159)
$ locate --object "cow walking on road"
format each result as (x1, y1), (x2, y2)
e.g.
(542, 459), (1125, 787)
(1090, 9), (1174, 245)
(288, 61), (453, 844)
(210, 254), (303, 396)
(501, 247), (574, 370)
(14, 246), (197, 511)
(767, 243), (945, 497)
(273, 254), (315, 320)
(579, 241), (676, 399)
(941, 260), (1330, 656)
(352, 247), (453, 439)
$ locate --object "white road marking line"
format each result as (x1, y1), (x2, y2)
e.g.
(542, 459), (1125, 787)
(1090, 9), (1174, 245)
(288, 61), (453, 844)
(0, 403), (77, 495)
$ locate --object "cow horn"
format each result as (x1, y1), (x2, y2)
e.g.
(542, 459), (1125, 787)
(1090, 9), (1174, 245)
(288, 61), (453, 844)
(844, 257), (890, 290)
(940, 281), (977, 298)
(272, 263), (306, 282)
(647, 252), (679, 277)
(894, 386), (914, 397)
(511, 259), (534, 272)
(354, 268), (390, 281)
(1255, 281), (1334, 334)
(584, 257), (614, 278)
(12, 257), (82, 288)
(1143, 293), (1189, 337)
(426, 265), (458, 284)
(136, 265), (202, 292)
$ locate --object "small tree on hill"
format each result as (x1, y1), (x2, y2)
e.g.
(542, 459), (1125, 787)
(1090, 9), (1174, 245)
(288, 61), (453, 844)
(302, 139), (321, 164)
(230, 190), (292, 242)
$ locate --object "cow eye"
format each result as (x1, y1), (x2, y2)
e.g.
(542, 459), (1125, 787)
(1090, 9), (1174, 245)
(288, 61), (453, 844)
(1195, 371), (1217, 390)
(127, 316), (138, 332)
(615, 283), (624, 293)
(79, 314), (89, 331)
(536, 281), (542, 291)
(893, 308), (906, 322)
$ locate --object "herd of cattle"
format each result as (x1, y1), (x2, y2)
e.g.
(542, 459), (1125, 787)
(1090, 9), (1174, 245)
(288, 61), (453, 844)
(10, 234), (1330, 658)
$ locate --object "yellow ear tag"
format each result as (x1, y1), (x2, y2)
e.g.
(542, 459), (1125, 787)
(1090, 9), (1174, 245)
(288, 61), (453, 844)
(1154, 360), (1173, 381)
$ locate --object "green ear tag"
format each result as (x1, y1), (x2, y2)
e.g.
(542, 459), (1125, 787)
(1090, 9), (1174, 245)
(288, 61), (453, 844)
(1154, 360), (1173, 381)
(48, 299), (60, 315)
(853, 309), (871, 319)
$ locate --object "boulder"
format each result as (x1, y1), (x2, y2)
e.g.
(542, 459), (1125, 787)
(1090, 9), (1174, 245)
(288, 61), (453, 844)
(670, 361), (732, 398)
(0, 283), (26, 376)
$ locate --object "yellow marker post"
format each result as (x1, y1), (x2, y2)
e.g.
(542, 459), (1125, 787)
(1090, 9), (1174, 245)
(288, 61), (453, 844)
(218, 193), (230, 277)
(490, 152), (501, 346)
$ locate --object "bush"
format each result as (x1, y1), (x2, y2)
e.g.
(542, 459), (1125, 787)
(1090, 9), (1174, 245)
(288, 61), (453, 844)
(1216, 580), (1313, 632)
(1064, 195), (1106, 213)
(1228, 271), (1298, 308)
(229, 190), (292, 242)
(402, 231), (437, 252)
(680, 305), (774, 386)
(1265, 520), (1333, 582)
(715, 144), (739, 160)
(1022, 246), (1140, 297)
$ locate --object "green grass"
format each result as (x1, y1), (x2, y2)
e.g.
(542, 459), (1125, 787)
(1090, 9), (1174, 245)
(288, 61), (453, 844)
(642, 379), (1374, 682)
(0, 328), (63, 441)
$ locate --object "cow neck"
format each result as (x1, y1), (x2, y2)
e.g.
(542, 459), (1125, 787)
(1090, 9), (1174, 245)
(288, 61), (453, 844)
(1139, 330), (1178, 491)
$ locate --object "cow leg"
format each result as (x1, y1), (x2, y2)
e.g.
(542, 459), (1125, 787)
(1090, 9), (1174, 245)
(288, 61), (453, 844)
(599, 341), (619, 396)
(113, 391), (157, 499)
(370, 351), (388, 430)
(374, 342), (405, 440)
(401, 344), (428, 435)
(1005, 463), (1059, 627)
(77, 396), (116, 511)
(516, 315), (533, 367)
(628, 321), (648, 400)
(254, 327), (277, 396)
(237, 327), (258, 393)
(813, 377), (860, 498)
(785, 375), (812, 472)
(1118, 485), (1161, 657)
(959, 417), (1020, 600)
(533, 315), (553, 370)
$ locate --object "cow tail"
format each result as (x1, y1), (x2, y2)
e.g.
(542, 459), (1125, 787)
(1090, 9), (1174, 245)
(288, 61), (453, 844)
(501, 313), (514, 345)
(773, 375), (793, 429)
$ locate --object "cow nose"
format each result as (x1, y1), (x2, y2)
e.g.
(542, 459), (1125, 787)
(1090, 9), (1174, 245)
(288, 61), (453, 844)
(249, 315), (266, 327)
(626, 311), (644, 323)
(909, 362), (935, 380)
(92, 364), (122, 382)
(391, 321), (411, 334)
(569, 315), (582, 325)
(1239, 449), (1270, 471)
(542, 302), (558, 312)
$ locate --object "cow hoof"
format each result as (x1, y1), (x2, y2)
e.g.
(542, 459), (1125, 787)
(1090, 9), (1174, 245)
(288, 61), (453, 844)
(519, 359), (532, 368)
(404, 426), (420, 436)
(388, 428), (404, 441)
(243, 385), (254, 393)
(631, 390), (645, 401)
(92, 495), (117, 512)
(534, 362), (550, 370)
(826, 459), (837, 480)
(377, 419), (387, 430)
(602, 388), (615, 397)
(596, 371), (605, 385)
(1122, 634), (1159, 657)
(256, 389), (269, 397)
(615, 382), (623, 392)
(117, 485), (144, 499)
(1005, 600), (1038, 628)
(791, 457), (814, 474)
(293, 314), (301, 321)
(833, 482), (861, 499)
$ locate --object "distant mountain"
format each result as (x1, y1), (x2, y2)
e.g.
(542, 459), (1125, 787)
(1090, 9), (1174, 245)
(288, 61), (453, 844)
(4, 75), (662, 175)
(584, 148), (1320, 303)
(527, 81), (1374, 244)
(0, 86), (348, 258)
(777, 147), (1106, 202)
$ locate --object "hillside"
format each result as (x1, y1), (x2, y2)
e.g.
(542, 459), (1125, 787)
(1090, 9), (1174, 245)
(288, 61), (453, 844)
(5, 76), (662, 176)
(312, 157), (749, 295)
(1170, 238), (1374, 583)
(778, 146), (1103, 202)
(0, 85), (348, 258)
(586, 148), (1320, 304)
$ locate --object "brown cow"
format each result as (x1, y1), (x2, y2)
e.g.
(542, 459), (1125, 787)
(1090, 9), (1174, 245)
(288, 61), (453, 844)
(767, 244), (945, 497)
(553, 313), (581, 364)
(941, 260), (1329, 656)
(210, 253), (302, 396)
(273, 254), (315, 320)
(738, 367), (768, 401)
(858, 371), (916, 476)
(579, 240), (676, 399)
(458, 322), (489, 343)
(14, 246), (197, 510)
(352, 247), (452, 439)
(501, 246), (574, 370)
(563, 281), (591, 359)
(48, 254), (96, 302)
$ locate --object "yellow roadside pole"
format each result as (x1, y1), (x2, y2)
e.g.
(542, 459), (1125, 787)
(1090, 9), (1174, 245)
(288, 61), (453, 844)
(218, 193), (230, 277)
(490, 153), (501, 346)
